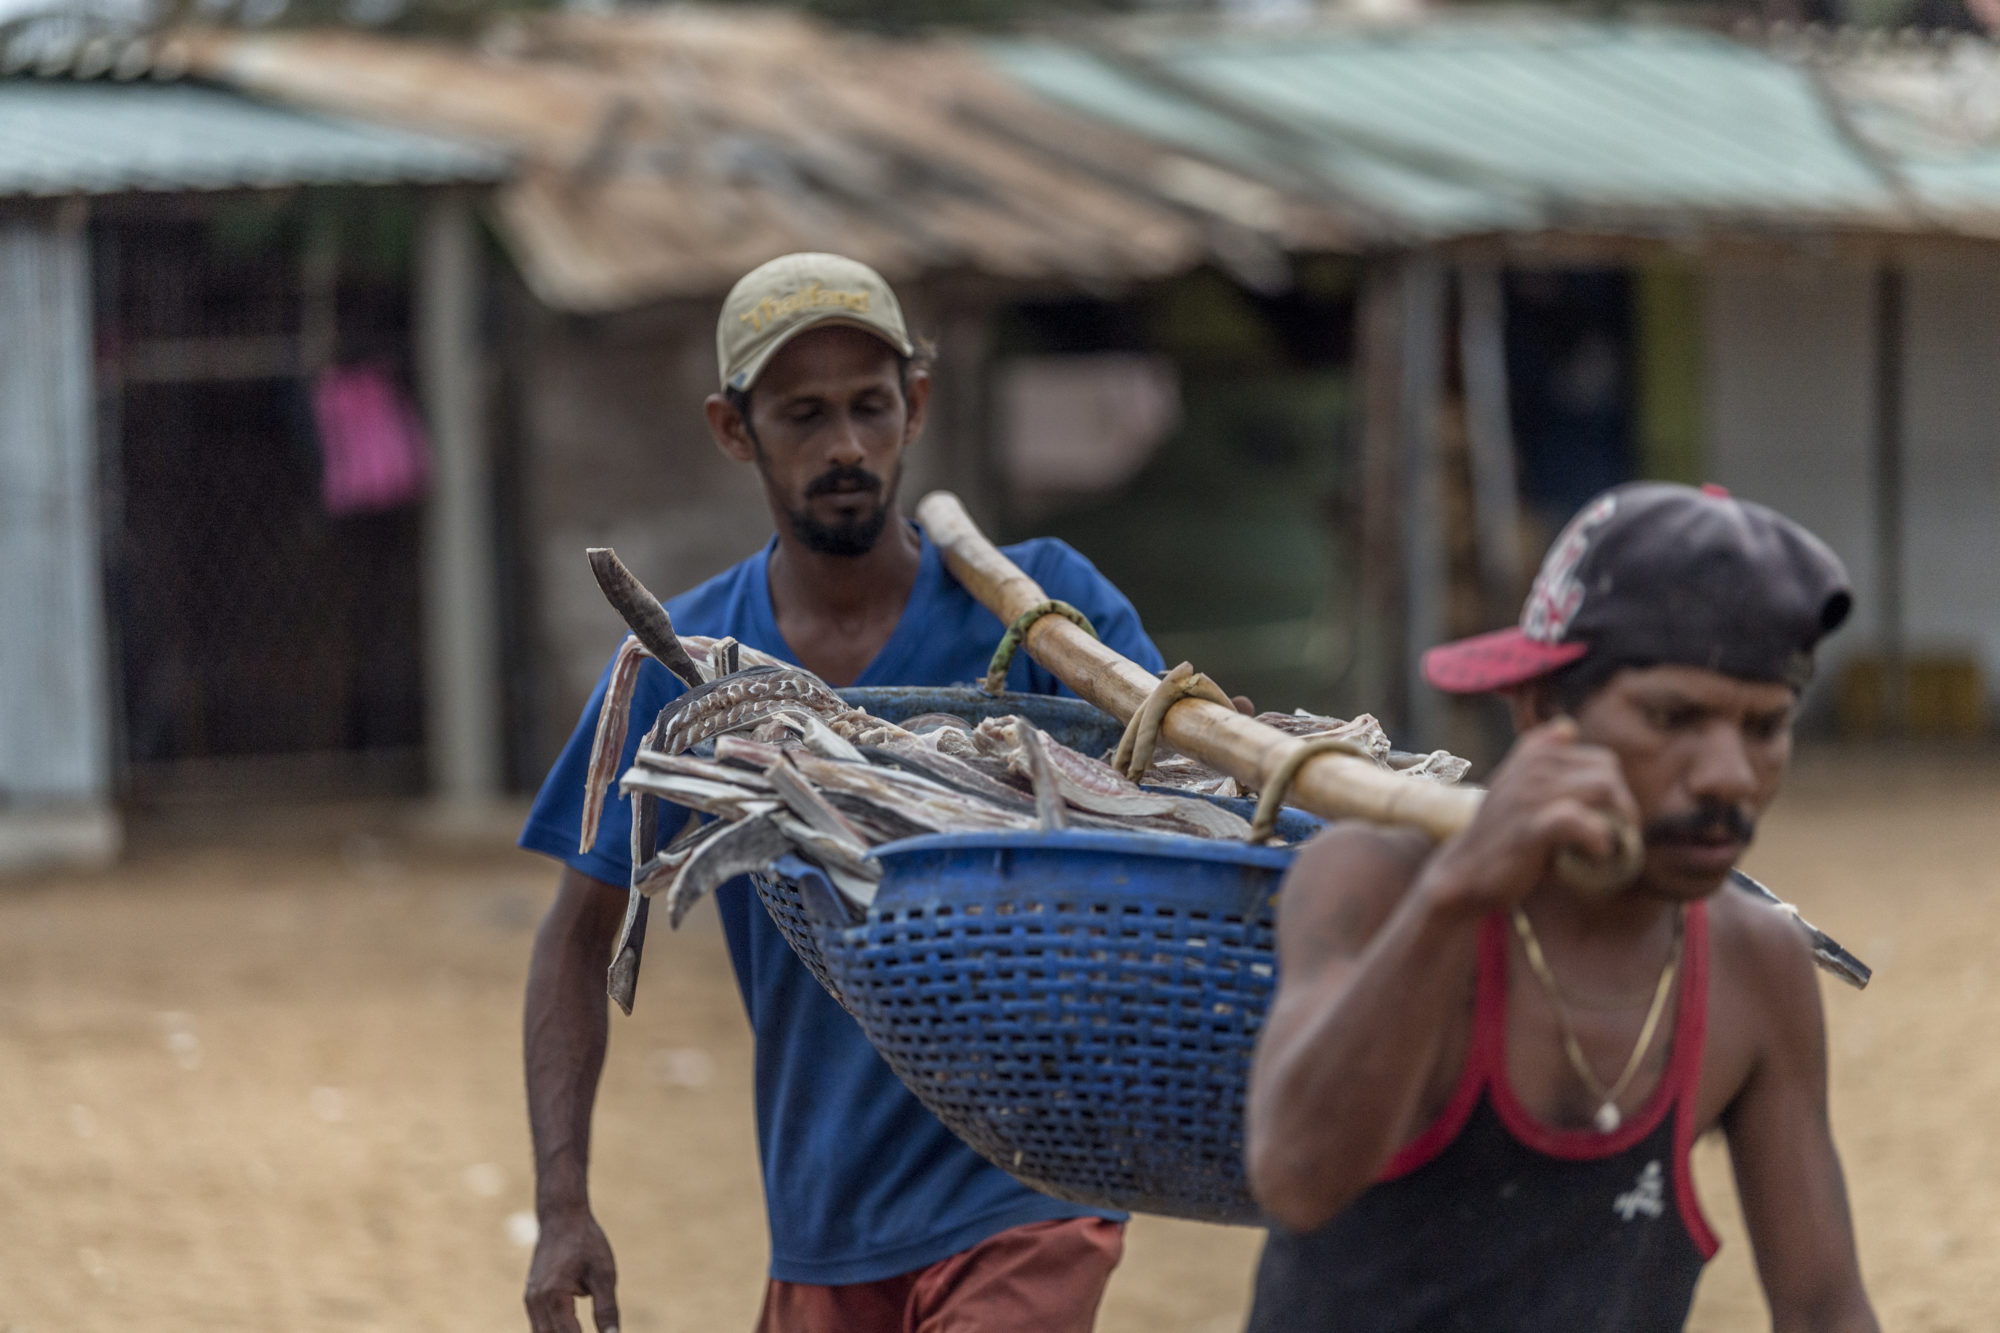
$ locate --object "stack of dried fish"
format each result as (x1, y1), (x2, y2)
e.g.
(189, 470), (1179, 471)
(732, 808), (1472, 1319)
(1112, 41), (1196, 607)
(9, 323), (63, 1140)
(576, 545), (1478, 1011)
(575, 544), (1469, 954)
(580, 627), (1467, 931)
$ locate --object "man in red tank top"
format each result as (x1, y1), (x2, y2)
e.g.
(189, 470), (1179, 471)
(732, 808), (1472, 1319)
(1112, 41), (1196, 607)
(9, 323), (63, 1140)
(1243, 482), (1879, 1332)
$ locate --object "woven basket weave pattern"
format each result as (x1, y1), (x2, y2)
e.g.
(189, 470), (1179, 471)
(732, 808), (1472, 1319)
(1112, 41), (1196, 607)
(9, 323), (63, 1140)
(825, 843), (1282, 1222)
(741, 687), (1307, 1223)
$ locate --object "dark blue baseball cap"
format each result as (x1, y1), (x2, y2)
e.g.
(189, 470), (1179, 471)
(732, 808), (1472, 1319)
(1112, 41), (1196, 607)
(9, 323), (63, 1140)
(1423, 482), (1853, 695)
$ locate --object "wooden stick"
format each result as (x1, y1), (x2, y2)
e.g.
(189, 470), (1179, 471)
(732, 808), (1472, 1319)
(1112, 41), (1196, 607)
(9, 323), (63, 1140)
(916, 491), (1485, 844)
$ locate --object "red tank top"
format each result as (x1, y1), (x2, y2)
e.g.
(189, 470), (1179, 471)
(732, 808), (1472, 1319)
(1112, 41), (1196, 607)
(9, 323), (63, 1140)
(1248, 902), (1717, 1332)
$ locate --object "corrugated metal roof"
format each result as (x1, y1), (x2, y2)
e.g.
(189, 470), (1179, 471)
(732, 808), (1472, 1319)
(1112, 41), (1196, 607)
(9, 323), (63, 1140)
(987, 18), (2000, 241)
(161, 16), (1353, 311)
(0, 79), (507, 197)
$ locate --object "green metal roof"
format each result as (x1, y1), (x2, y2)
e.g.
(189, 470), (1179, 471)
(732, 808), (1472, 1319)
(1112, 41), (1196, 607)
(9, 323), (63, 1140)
(0, 79), (508, 197)
(987, 19), (2000, 240)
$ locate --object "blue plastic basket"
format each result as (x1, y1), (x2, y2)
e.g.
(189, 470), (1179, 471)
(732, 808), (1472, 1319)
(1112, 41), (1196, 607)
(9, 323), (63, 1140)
(747, 688), (1318, 1224)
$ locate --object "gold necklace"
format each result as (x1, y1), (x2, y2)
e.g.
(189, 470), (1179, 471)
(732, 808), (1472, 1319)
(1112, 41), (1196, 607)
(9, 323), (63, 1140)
(1508, 905), (1684, 1134)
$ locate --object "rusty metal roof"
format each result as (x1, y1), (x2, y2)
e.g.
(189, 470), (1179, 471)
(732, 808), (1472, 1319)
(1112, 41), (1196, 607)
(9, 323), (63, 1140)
(168, 13), (1349, 312)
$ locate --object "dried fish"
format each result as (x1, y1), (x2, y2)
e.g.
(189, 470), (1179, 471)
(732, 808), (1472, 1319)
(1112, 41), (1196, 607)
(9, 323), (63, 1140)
(1134, 709), (1472, 800)
(766, 754), (874, 853)
(707, 636), (741, 680)
(632, 815), (727, 893)
(664, 813), (795, 928)
(974, 716), (1253, 840)
(588, 547), (706, 689)
(582, 634), (652, 854)
(789, 752), (1041, 835)
(900, 712), (983, 758)
(1012, 720), (1068, 831)
(655, 665), (850, 754)
(585, 596), (1466, 1013)
(680, 635), (786, 673)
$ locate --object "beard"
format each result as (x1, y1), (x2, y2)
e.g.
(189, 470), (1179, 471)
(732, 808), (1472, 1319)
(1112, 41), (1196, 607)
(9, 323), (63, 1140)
(782, 460), (899, 557)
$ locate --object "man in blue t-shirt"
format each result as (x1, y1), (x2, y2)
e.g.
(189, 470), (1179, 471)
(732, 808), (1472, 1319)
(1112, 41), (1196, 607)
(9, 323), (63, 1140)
(520, 253), (1164, 1333)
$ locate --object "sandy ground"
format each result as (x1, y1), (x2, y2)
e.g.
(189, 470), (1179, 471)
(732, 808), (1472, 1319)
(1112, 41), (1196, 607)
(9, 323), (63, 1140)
(2, 749), (1996, 1333)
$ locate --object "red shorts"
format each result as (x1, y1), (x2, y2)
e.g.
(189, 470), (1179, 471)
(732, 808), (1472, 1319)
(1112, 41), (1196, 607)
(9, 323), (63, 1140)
(754, 1216), (1125, 1333)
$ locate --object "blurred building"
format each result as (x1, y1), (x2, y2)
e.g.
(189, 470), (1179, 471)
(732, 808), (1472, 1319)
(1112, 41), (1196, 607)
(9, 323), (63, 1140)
(992, 16), (2000, 750)
(6, 8), (2000, 871)
(0, 75), (503, 871)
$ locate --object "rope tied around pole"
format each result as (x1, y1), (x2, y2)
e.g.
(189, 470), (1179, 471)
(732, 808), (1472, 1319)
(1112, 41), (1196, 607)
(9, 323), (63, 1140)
(983, 599), (1099, 695)
(1246, 735), (1379, 845)
(1112, 661), (1235, 782)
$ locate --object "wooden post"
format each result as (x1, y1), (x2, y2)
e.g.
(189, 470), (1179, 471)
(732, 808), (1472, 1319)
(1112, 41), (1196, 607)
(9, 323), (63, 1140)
(417, 192), (504, 809)
(905, 286), (999, 534)
(1399, 255), (1449, 751)
(1457, 259), (1525, 622)
(1872, 260), (1905, 736)
(0, 201), (121, 872)
(1350, 257), (1405, 729)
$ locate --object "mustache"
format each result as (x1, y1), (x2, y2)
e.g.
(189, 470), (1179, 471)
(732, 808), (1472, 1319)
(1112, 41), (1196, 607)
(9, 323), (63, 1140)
(1644, 800), (1756, 848)
(804, 465), (884, 499)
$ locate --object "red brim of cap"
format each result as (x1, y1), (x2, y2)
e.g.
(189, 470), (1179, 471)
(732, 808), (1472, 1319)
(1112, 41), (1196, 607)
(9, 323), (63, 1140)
(1421, 628), (1589, 694)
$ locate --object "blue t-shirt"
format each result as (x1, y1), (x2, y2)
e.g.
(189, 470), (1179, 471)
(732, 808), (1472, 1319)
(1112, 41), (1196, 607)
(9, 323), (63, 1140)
(521, 528), (1163, 1285)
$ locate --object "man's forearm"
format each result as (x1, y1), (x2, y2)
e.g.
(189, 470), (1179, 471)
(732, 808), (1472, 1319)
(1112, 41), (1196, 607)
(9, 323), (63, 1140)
(1248, 869), (1485, 1230)
(524, 870), (624, 1215)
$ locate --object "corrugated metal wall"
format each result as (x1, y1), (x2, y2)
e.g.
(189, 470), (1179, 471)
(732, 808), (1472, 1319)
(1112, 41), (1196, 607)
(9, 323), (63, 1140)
(0, 205), (111, 805)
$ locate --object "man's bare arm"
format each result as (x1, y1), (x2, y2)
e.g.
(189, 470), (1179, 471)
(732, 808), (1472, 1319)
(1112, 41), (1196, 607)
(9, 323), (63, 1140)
(1245, 823), (1475, 1231)
(1246, 720), (1639, 1231)
(523, 866), (628, 1333)
(1723, 905), (1878, 1333)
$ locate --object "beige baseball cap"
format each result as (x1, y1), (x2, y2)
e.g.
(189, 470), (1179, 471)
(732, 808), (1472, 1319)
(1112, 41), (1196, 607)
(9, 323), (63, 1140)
(716, 252), (914, 393)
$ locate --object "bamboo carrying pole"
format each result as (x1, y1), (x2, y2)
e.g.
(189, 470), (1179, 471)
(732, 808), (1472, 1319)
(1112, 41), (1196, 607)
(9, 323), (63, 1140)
(917, 490), (1487, 844)
(915, 492), (1886, 969)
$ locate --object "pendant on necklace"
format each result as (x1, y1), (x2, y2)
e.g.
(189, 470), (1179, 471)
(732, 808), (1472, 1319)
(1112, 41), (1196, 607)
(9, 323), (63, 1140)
(1594, 1103), (1622, 1134)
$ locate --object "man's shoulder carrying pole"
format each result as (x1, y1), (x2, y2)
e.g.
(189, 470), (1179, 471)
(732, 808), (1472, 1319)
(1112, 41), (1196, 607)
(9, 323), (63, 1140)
(915, 490), (1868, 989)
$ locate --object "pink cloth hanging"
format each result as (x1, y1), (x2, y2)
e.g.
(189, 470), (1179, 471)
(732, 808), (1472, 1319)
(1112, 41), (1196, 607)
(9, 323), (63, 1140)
(312, 366), (433, 515)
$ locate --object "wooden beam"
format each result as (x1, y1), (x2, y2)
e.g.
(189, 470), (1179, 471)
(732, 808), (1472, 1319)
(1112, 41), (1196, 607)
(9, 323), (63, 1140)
(1399, 255), (1449, 750)
(0, 200), (121, 866)
(1350, 258), (1404, 728)
(417, 192), (504, 807)
(1457, 259), (1524, 623)
(1872, 261), (1906, 735)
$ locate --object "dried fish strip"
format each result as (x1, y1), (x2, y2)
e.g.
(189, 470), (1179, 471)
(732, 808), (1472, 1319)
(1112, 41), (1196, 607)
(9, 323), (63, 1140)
(1135, 710), (1475, 800)
(788, 752), (1043, 835)
(707, 636), (741, 680)
(587, 547), (707, 689)
(1388, 750), (1473, 783)
(582, 633), (653, 853)
(665, 814), (795, 928)
(766, 755), (874, 855)
(769, 812), (881, 881)
(620, 759), (782, 823)
(679, 635), (787, 673)
(632, 816), (728, 894)
(713, 734), (793, 770)
(754, 708), (868, 762)
(655, 665), (849, 755)
(898, 713), (983, 758)
(973, 716), (1254, 840)
(1012, 721), (1069, 831)
(869, 741), (1043, 813)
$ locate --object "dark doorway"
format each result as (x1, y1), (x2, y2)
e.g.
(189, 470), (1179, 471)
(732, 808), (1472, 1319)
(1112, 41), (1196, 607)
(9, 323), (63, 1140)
(97, 196), (428, 798)
(1504, 268), (1637, 536)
